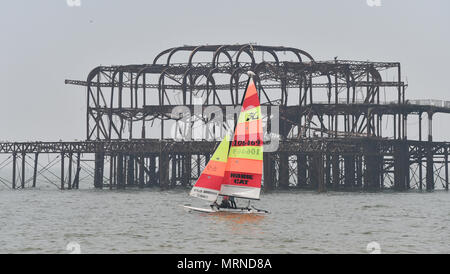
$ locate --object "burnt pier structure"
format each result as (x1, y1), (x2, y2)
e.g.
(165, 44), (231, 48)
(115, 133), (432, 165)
(1, 44), (449, 191)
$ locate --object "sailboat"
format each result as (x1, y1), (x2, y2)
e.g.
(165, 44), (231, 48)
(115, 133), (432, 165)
(183, 72), (269, 214)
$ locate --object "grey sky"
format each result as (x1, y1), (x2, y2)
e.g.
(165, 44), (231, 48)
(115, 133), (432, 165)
(0, 0), (449, 141)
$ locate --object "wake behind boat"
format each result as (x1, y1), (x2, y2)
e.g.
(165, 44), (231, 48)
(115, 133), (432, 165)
(184, 72), (270, 215)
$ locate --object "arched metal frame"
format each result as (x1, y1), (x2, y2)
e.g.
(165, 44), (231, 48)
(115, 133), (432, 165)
(84, 44), (405, 141)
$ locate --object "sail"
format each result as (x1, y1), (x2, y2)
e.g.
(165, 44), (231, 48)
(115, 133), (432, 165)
(220, 76), (263, 200)
(189, 134), (230, 202)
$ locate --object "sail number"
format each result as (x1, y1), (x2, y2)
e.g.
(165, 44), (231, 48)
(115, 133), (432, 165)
(230, 147), (261, 156)
(232, 140), (262, 146)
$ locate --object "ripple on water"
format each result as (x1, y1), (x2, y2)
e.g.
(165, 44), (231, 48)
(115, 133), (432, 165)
(0, 189), (449, 253)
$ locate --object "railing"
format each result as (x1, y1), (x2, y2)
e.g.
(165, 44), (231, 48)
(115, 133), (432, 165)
(312, 99), (450, 109)
(407, 99), (450, 108)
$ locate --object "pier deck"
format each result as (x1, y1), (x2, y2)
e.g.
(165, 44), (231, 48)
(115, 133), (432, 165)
(0, 138), (448, 191)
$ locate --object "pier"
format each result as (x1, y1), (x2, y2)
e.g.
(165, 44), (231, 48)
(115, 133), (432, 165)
(1, 44), (449, 191)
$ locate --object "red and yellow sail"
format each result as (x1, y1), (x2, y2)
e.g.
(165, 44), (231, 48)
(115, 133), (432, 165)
(189, 134), (230, 202)
(220, 76), (263, 200)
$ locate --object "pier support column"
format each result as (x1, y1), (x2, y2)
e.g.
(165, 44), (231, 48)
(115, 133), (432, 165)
(418, 113), (423, 190)
(364, 142), (381, 190)
(182, 154), (191, 187)
(73, 152), (81, 189)
(344, 155), (355, 188)
(279, 152), (289, 189)
(171, 155), (177, 187)
(109, 154), (115, 189)
(308, 155), (317, 189)
(394, 143), (409, 190)
(61, 152), (65, 190)
(263, 152), (273, 191)
(94, 152), (104, 189)
(426, 145), (434, 191)
(127, 155), (135, 186)
(117, 153), (125, 188)
(325, 154), (331, 188)
(426, 112), (434, 191)
(32, 153), (38, 188)
(428, 112), (433, 143)
(332, 155), (339, 189)
(312, 153), (325, 192)
(139, 155), (145, 188)
(149, 155), (156, 186)
(418, 156), (423, 190)
(21, 153), (26, 189)
(445, 147), (449, 191)
(159, 152), (170, 189)
(297, 154), (307, 188)
(68, 153), (73, 190)
(356, 155), (363, 188)
(12, 153), (17, 189)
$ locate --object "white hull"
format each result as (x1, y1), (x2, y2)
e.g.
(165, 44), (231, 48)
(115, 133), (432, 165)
(183, 205), (269, 214)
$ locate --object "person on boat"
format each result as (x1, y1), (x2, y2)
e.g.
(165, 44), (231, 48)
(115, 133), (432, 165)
(220, 196), (231, 208)
(219, 196), (237, 209)
(211, 199), (220, 209)
(229, 196), (237, 209)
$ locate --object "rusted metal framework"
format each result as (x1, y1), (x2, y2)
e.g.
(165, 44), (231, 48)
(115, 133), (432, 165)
(1, 44), (449, 191)
(71, 45), (407, 141)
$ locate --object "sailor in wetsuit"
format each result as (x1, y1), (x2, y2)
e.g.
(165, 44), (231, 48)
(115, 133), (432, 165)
(229, 196), (237, 208)
(220, 196), (231, 208)
(219, 196), (237, 209)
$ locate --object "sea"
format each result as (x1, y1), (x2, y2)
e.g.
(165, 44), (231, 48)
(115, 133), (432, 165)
(0, 187), (449, 254)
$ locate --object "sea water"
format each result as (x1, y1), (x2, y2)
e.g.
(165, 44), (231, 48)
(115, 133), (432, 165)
(0, 188), (449, 253)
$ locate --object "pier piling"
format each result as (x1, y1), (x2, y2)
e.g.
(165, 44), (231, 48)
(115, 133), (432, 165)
(32, 153), (38, 188)
(12, 153), (17, 189)
(21, 153), (25, 189)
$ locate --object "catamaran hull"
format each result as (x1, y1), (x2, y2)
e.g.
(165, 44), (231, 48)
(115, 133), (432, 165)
(183, 205), (269, 214)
